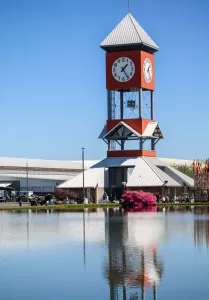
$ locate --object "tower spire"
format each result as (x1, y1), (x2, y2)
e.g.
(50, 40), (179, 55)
(128, 0), (130, 13)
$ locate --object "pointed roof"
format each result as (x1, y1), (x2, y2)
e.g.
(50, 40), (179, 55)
(100, 13), (159, 53)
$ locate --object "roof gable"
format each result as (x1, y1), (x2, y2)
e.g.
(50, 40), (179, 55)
(104, 121), (141, 139)
(142, 122), (163, 138)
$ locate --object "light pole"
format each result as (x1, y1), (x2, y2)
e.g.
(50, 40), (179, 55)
(82, 148), (85, 201)
(81, 147), (86, 268)
(26, 163), (29, 199)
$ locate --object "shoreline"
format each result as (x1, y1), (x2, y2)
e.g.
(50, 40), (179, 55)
(0, 202), (209, 211)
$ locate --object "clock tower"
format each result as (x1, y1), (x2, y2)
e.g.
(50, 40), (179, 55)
(57, 11), (193, 202)
(99, 13), (163, 158)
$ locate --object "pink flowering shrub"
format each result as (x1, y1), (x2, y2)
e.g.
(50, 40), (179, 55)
(121, 190), (156, 209)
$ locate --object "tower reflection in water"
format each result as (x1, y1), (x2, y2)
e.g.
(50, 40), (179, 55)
(194, 206), (209, 249)
(104, 208), (164, 300)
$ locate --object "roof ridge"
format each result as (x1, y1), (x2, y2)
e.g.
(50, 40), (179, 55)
(128, 13), (142, 43)
(100, 14), (128, 46)
(142, 157), (164, 184)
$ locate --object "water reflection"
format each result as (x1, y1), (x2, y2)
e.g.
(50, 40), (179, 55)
(194, 206), (209, 249)
(1, 207), (209, 299)
(104, 208), (164, 300)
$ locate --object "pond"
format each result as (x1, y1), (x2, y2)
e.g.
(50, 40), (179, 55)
(0, 206), (209, 300)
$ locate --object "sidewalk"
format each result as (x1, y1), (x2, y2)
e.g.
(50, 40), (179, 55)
(0, 202), (30, 207)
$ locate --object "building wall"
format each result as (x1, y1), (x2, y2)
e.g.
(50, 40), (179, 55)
(0, 176), (65, 194)
(20, 178), (64, 193)
(0, 168), (80, 177)
(60, 188), (96, 202)
(0, 171), (82, 194)
(126, 186), (186, 197)
(96, 187), (105, 203)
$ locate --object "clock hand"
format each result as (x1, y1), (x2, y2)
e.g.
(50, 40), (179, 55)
(121, 64), (128, 73)
(123, 69), (129, 79)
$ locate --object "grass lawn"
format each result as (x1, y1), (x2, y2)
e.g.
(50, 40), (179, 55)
(0, 201), (209, 211)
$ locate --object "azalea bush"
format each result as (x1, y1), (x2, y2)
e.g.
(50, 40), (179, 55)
(121, 190), (157, 209)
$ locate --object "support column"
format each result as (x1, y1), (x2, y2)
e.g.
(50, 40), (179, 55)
(174, 187), (176, 198)
(139, 89), (143, 150)
(109, 168), (113, 200)
(140, 138), (143, 150)
(153, 285), (157, 300)
(95, 187), (98, 204)
(151, 139), (155, 150)
(107, 90), (111, 120)
(151, 91), (155, 150)
(139, 88), (142, 118)
(151, 90), (154, 120)
(120, 91), (124, 150)
(120, 91), (123, 119)
(121, 126), (124, 150)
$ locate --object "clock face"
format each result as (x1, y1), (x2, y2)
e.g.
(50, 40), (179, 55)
(112, 57), (135, 82)
(143, 58), (152, 83)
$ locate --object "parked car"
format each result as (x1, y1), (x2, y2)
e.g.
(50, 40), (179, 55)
(178, 193), (190, 203)
(21, 194), (36, 202)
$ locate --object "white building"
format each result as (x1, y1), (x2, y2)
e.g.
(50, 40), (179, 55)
(58, 156), (194, 202)
(0, 157), (98, 193)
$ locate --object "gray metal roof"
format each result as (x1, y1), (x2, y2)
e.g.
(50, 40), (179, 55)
(143, 158), (181, 187)
(58, 167), (109, 188)
(0, 173), (73, 181)
(100, 13), (159, 52)
(145, 157), (194, 187)
(126, 158), (164, 187)
(0, 157), (98, 170)
(92, 157), (138, 168)
(166, 165), (194, 187)
(58, 157), (194, 189)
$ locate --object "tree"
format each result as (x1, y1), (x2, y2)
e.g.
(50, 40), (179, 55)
(171, 163), (193, 178)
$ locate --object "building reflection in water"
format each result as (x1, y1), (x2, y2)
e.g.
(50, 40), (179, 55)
(194, 206), (209, 249)
(104, 208), (165, 300)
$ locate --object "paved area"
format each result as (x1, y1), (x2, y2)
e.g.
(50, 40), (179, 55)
(0, 202), (30, 207)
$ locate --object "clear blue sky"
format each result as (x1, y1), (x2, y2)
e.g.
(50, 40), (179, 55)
(0, 0), (209, 161)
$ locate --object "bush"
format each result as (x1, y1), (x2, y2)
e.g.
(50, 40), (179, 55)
(121, 190), (156, 209)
